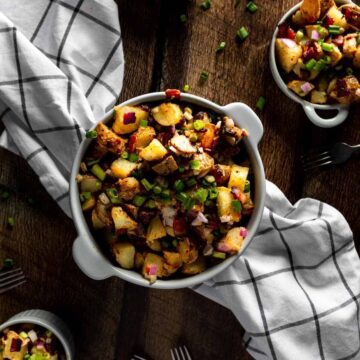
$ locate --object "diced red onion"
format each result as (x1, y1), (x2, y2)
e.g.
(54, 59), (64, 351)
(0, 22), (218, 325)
(240, 227), (248, 238)
(217, 242), (231, 253)
(300, 82), (312, 93)
(191, 212), (208, 226)
(333, 35), (344, 46)
(147, 264), (158, 276)
(311, 30), (319, 40)
(281, 38), (296, 49)
(123, 112), (136, 125)
(10, 338), (22, 352)
(28, 330), (38, 343)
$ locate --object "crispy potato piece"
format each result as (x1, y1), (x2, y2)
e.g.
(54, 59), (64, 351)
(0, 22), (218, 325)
(152, 155), (179, 175)
(133, 126), (156, 149)
(217, 187), (241, 223)
(112, 242), (135, 269)
(142, 253), (165, 283)
(177, 238), (198, 264)
(139, 139), (168, 161)
(343, 33), (358, 58)
(111, 158), (138, 179)
(300, 0), (321, 22)
(305, 25), (328, 39)
(146, 215), (167, 251)
(320, 0), (335, 16)
(3, 331), (28, 360)
(191, 152), (215, 177)
(354, 48), (360, 68)
(163, 251), (182, 267)
(113, 105), (148, 135)
(292, 9), (307, 26)
(134, 252), (145, 269)
(329, 76), (360, 104)
(311, 90), (328, 104)
(182, 256), (206, 275)
(91, 209), (106, 230)
(228, 165), (249, 192)
(169, 133), (196, 155)
(152, 103), (183, 126)
(275, 39), (303, 73)
(96, 122), (127, 155)
(329, 44), (343, 66)
(217, 227), (245, 255)
(111, 206), (138, 232)
(95, 200), (112, 227)
(200, 123), (217, 149)
(118, 177), (140, 201)
(82, 196), (96, 212)
(288, 80), (315, 97)
(122, 203), (139, 219)
(325, 6), (348, 29)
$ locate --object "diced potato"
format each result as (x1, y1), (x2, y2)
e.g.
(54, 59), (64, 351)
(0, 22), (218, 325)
(91, 209), (106, 230)
(96, 201), (112, 227)
(163, 251), (182, 267)
(354, 48), (360, 68)
(292, 9), (306, 26)
(200, 123), (217, 149)
(80, 175), (101, 193)
(211, 164), (231, 185)
(327, 77), (338, 94)
(228, 165), (249, 192)
(292, 58), (305, 79)
(217, 227), (245, 255)
(311, 90), (328, 104)
(305, 25), (328, 39)
(288, 80), (315, 97)
(113, 105), (148, 135)
(343, 34), (358, 58)
(177, 238), (198, 264)
(169, 134), (196, 155)
(133, 126), (156, 149)
(135, 252), (145, 269)
(146, 216), (167, 250)
(152, 155), (179, 175)
(142, 253), (165, 283)
(329, 44), (343, 66)
(275, 38), (303, 73)
(217, 187), (241, 223)
(320, 0), (335, 16)
(329, 75), (360, 104)
(122, 203), (139, 218)
(111, 158), (138, 179)
(112, 242), (135, 269)
(139, 139), (168, 161)
(242, 192), (255, 216)
(191, 152), (215, 177)
(182, 256), (206, 275)
(325, 6), (348, 29)
(82, 196), (96, 211)
(111, 206), (138, 232)
(152, 102), (183, 126)
(318, 76), (329, 92)
(3, 331), (28, 360)
(118, 177), (140, 200)
(300, 0), (321, 22)
(96, 122), (127, 155)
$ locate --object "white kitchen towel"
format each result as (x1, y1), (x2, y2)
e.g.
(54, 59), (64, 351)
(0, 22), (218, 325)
(195, 181), (360, 360)
(1, 2), (360, 360)
(0, 0), (124, 217)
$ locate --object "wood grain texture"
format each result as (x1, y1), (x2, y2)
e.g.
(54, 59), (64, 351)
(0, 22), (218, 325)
(0, 1), (359, 360)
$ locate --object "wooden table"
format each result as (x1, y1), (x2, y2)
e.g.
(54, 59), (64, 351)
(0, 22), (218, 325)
(1, 1), (359, 359)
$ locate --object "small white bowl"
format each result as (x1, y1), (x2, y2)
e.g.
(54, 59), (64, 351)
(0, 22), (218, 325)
(0, 310), (75, 359)
(270, 0), (355, 128)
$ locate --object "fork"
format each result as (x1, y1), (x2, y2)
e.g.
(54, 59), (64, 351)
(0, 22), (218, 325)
(301, 142), (360, 171)
(0, 268), (26, 294)
(131, 355), (148, 360)
(170, 346), (192, 360)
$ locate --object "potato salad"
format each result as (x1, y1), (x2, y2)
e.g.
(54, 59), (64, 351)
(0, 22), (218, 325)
(275, 0), (360, 105)
(77, 90), (254, 283)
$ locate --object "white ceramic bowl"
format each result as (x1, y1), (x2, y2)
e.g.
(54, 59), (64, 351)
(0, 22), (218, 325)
(70, 92), (266, 289)
(0, 309), (75, 359)
(270, 0), (355, 128)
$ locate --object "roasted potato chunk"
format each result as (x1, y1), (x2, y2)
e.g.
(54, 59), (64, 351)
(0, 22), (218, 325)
(275, 39), (303, 74)
(217, 227), (245, 254)
(191, 152), (215, 177)
(152, 155), (179, 175)
(146, 215), (167, 251)
(311, 90), (327, 104)
(111, 158), (138, 179)
(288, 80), (315, 97)
(343, 34), (358, 58)
(177, 238), (198, 264)
(228, 165), (249, 192)
(113, 105), (148, 134)
(182, 256), (206, 275)
(112, 242), (136, 269)
(142, 253), (165, 283)
(325, 6), (348, 29)
(200, 123), (217, 149)
(217, 187), (241, 223)
(133, 126), (156, 149)
(118, 177), (140, 201)
(152, 102), (183, 126)
(169, 133), (196, 156)
(300, 0), (321, 22)
(111, 206), (138, 232)
(139, 139), (168, 161)
(96, 122), (127, 155)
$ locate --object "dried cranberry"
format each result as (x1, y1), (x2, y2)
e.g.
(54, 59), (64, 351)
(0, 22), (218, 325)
(287, 28), (296, 40)
(344, 8), (352, 20)
(128, 135), (136, 152)
(173, 217), (187, 236)
(10, 338), (22, 352)
(323, 15), (335, 27)
(309, 15), (316, 23)
(303, 47), (316, 62)
(165, 89), (181, 99)
(277, 23), (289, 38)
(123, 112), (136, 125)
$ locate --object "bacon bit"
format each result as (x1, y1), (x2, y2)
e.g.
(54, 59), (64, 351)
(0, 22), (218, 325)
(123, 112), (136, 125)
(240, 227), (248, 238)
(287, 28), (296, 40)
(128, 135), (136, 152)
(165, 89), (181, 100)
(173, 217), (187, 236)
(309, 15), (316, 23)
(344, 8), (352, 20)
(10, 338), (22, 352)
(277, 23), (289, 38)
(231, 187), (246, 203)
(323, 15), (334, 27)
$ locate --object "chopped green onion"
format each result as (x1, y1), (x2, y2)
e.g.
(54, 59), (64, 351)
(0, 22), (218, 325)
(195, 188), (208, 203)
(106, 188), (122, 204)
(129, 153), (139, 163)
(19, 332), (28, 339)
(91, 164), (106, 181)
(190, 160), (201, 170)
(139, 119), (148, 127)
(87, 159), (100, 167)
(1, 191), (10, 199)
(200, 70), (209, 81)
(212, 251), (226, 259)
(3, 258), (13, 268)
(329, 25), (340, 35)
(7, 217), (15, 227)
(244, 180), (251, 193)
(209, 187), (219, 199)
(256, 96), (266, 111)
(323, 55), (332, 65)
(172, 239), (178, 247)
(133, 195), (147, 207)
(321, 42), (334, 52)
(176, 192), (188, 203)
(314, 59), (327, 72)
(82, 191), (92, 200)
(346, 67), (353, 75)
(205, 175), (216, 183)
(178, 165), (185, 173)
(121, 151), (129, 159)
(305, 58), (317, 70)
(335, 65), (343, 71)
(194, 120), (205, 131)
(232, 200), (242, 213)
(24, 355), (30, 360)
(141, 178), (153, 191)
(180, 14), (187, 23)
(216, 41), (226, 52)
(161, 189), (171, 199)
(145, 199), (156, 209)
(153, 185), (162, 195)
(183, 84), (190, 92)
(237, 26), (249, 41)
(201, 0), (211, 10)
(189, 133), (198, 142)
(246, 1), (258, 13)
(174, 180), (185, 192)
(186, 178), (197, 187)
(85, 130), (97, 139)
(296, 30), (304, 41)
(183, 197), (195, 210)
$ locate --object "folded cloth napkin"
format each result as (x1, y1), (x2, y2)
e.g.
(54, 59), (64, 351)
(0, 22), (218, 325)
(1, 3), (359, 360)
(0, 0), (124, 217)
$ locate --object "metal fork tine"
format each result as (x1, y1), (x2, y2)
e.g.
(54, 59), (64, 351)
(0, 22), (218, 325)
(175, 348), (181, 360)
(0, 274), (26, 288)
(170, 349), (176, 360)
(301, 150), (330, 163)
(0, 279), (26, 294)
(183, 346), (192, 360)
(303, 155), (332, 169)
(0, 268), (22, 279)
(132, 356), (147, 360)
(0, 270), (24, 284)
(304, 160), (334, 172)
(179, 347), (186, 360)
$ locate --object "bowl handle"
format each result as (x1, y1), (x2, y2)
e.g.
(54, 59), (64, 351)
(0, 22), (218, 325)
(222, 102), (264, 146)
(302, 104), (349, 128)
(72, 235), (114, 280)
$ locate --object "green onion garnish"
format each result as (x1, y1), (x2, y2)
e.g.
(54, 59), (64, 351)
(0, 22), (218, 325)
(209, 187), (218, 199)
(193, 120), (205, 131)
(180, 14), (187, 23)
(141, 178), (153, 191)
(172, 239), (178, 248)
(186, 178), (197, 187)
(189, 133), (198, 142)
(246, 1), (258, 13)
(329, 25), (340, 35)
(139, 119), (148, 127)
(256, 96), (266, 111)
(200, 70), (209, 81)
(321, 42), (334, 52)
(153, 185), (162, 195)
(195, 188), (208, 203)
(183, 197), (195, 210)
(85, 130), (97, 139)
(87, 159), (100, 166)
(7, 217), (15, 227)
(183, 84), (190, 92)
(212, 251), (226, 259)
(216, 41), (226, 52)
(129, 153), (139, 163)
(296, 30), (304, 41)
(244, 180), (251, 193)
(176, 192), (188, 203)
(145, 199), (156, 209)
(3, 258), (14, 268)
(133, 195), (147, 207)
(91, 164), (106, 181)
(305, 58), (317, 70)
(82, 191), (92, 200)
(161, 189), (171, 199)
(121, 151), (129, 159)
(174, 179), (185, 192)
(19, 332), (28, 339)
(314, 59), (327, 72)
(232, 200), (242, 213)
(190, 160), (201, 170)
(106, 188), (122, 204)
(237, 26), (249, 41)
(323, 55), (332, 65)
(201, 0), (211, 10)
(346, 67), (353, 75)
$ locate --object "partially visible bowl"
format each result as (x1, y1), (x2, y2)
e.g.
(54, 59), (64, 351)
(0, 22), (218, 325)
(270, 0), (356, 128)
(70, 92), (266, 289)
(0, 309), (75, 359)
